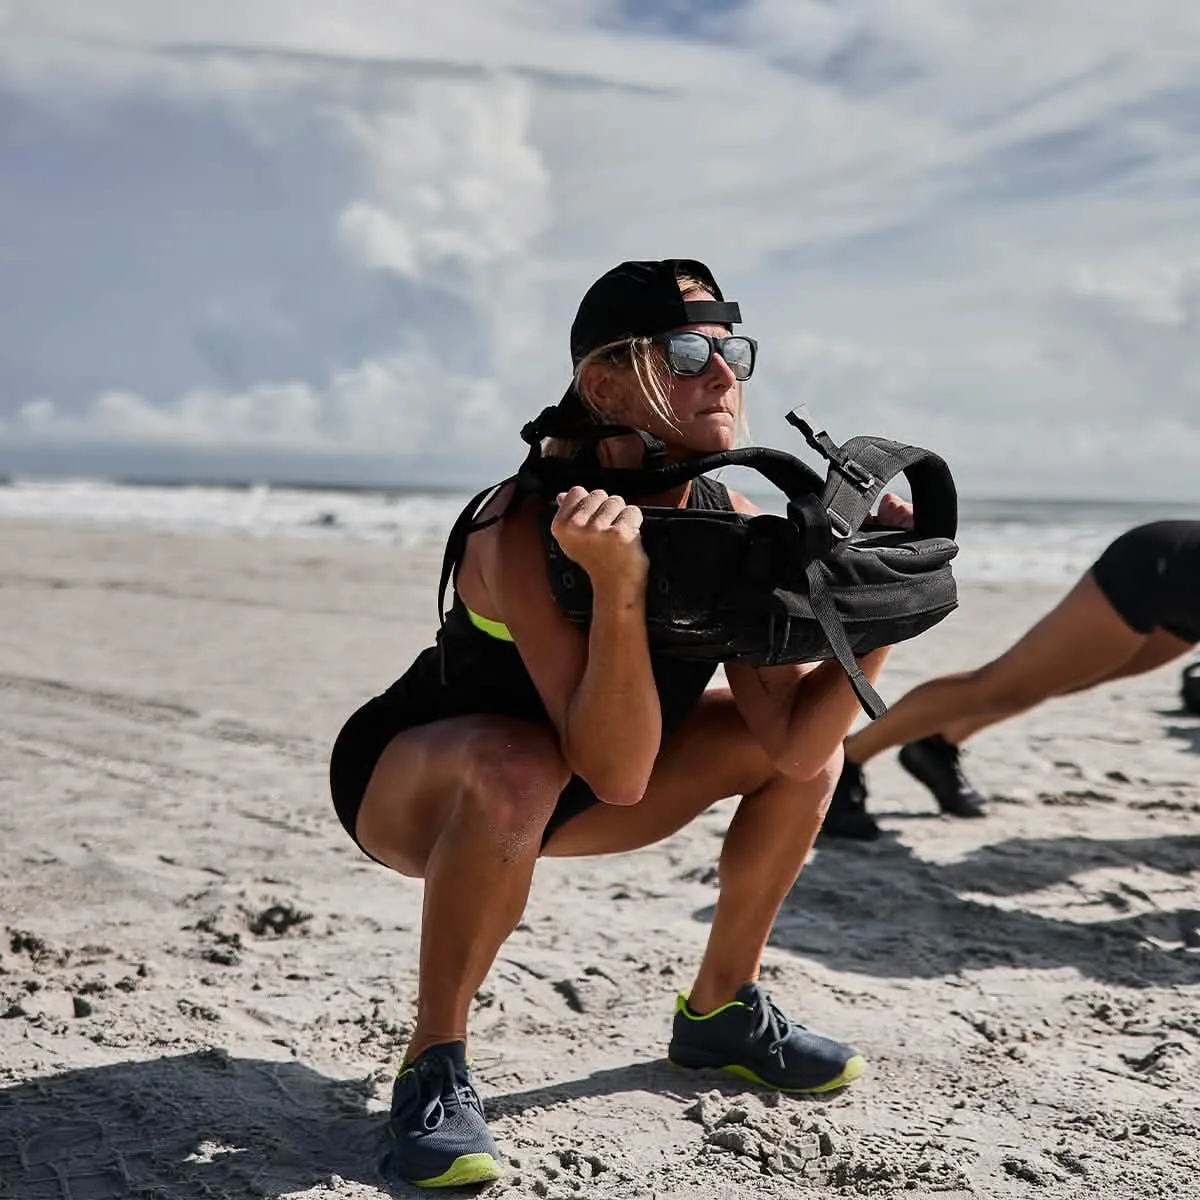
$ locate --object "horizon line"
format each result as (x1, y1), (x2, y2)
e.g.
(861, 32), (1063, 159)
(0, 470), (1194, 510)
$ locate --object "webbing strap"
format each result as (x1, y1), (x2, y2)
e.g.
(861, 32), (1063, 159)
(803, 560), (887, 718)
(518, 444), (826, 505)
(822, 437), (958, 541)
(785, 409), (957, 541)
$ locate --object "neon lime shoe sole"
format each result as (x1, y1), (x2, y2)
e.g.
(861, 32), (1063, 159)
(718, 1051), (865, 1094)
(413, 1152), (504, 1188)
(669, 1052), (866, 1095)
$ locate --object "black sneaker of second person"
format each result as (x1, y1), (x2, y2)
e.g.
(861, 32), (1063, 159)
(819, 758), (881, 841)
(898, 734), (988, 818)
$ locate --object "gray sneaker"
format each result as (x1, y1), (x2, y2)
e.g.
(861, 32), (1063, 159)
(381, 1041), (503, 1188)
(668, 981), (865, 1094)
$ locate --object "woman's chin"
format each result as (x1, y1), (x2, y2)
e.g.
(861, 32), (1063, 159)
(659, 416), (737, 458)
(691, 412), (734, 451)
(687, 426), (738, 454)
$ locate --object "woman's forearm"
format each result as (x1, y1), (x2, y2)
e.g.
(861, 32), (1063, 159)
(563, 577), (662, 805)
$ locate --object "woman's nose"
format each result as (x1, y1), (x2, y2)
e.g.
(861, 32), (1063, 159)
(707, 351), (737, 387)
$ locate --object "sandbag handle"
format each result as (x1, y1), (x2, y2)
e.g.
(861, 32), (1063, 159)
(517, 443), (827, 507)
(785, 408), (958, 541)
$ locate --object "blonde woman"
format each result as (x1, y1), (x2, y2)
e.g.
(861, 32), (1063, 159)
(329, 260), (908, 1188)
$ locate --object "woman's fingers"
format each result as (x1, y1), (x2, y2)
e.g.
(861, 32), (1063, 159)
(551, 487), (647, 572)
(612, 504), (644, 532)
(553, 487), (606, 527)
(586, 494), (630, 528)
(876, 492), (915, 530)
(554, 488), (635, 530)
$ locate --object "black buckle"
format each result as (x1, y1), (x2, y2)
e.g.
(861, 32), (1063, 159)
(785, 407), (875, 493)
(837, 458), (875, 491)
(828, 510), (852, 538)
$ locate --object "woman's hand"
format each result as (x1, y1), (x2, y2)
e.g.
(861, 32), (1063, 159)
(871, 492), (915, 531)
(551, 486), (649, 589)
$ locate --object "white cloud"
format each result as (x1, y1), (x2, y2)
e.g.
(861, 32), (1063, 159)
(2, 1), (734, 91)
(1072, 258), (1200, 329)
(10, 344), (509, 455)
(334, 76), (550, 283)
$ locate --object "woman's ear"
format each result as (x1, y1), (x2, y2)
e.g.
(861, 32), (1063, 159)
(580, 361), (627, 418)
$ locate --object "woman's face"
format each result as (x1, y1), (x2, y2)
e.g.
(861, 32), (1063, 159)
(654, 320), (742, 454)
(590, 293), (745, 459)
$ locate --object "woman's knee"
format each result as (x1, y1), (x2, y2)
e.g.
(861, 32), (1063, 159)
(355, 718), (569, 873)
(780, 744), (843, 816)
(456, 723), (571, 843)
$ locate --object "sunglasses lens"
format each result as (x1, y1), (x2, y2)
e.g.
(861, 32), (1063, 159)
(722, 336), (755, 381)
(665, 332), (711, 376)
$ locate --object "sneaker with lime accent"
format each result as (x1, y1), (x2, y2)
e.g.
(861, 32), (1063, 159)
(380, 1041), (503, 1189)
(667, 982), (864, 1094)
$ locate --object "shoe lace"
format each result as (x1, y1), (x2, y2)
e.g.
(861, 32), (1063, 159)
(414, 1055), (485, 1132)
(745, 988), (798, 1070)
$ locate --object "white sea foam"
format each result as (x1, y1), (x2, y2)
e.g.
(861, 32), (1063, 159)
(0, 477), (1191, 585)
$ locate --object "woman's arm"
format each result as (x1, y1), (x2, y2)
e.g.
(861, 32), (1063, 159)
(485, 491), (662, 807)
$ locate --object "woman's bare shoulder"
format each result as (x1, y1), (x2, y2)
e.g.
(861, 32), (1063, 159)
(459, 485), (549, 604)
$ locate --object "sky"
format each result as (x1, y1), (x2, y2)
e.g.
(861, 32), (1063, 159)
(3, 1), (1200, 500)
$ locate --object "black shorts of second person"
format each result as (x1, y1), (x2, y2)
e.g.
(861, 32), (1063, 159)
(1090, 520), (1200, 645)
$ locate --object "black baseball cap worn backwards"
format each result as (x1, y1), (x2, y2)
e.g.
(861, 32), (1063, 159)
(568, 258), (742, 364)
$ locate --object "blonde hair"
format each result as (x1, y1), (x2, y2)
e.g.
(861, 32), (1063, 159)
(544, 274), (749, 459)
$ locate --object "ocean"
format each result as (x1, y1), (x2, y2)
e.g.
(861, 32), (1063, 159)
(0, 476), (1193, 587)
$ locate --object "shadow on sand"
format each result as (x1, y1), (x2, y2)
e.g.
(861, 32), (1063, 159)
(1159, 712), (1200, 755)
(0, 1050), (389, 1199)
(0, 1050), (756, 1198)
(695, 831), (1200, 987)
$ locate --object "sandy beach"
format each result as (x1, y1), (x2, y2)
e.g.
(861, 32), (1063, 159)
(1, 519), (1198, 1200)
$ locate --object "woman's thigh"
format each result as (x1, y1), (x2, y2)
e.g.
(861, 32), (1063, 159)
(1059, 625), (1194, 694)
(354, 714), (569, 877)
(540, 688), (778, 859)
(970, 572), (1150, 711)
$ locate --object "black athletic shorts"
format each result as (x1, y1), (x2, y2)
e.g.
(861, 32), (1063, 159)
(329, 681), (604, 864)
(1090, 520), (1200, 643)
(329, 607), (716, 862)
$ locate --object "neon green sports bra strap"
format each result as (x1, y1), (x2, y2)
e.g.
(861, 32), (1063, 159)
(465, 607), (514, 642)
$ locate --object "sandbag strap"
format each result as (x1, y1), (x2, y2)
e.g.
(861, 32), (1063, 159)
(803, 560), (888, 719)
(520, 403), (640, 447)
(785, 408), (957, 541)
(519, 404), (669, 469)
(786, 409), (877, 492)
(518, 444), (826, 506)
